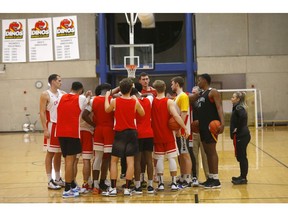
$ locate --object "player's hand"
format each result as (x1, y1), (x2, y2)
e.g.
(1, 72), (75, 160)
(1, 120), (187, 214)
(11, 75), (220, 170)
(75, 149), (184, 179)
(105, 90), (111, 97)
(85, 90), (92, 97)
(183, 127), (190, 139)
(44, 129), (50, 139)
(218, 124), (225, 134)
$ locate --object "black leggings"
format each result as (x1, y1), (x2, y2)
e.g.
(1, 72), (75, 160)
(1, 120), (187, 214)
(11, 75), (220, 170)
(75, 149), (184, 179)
(188, 147), (197, 178)
(234, 134), (251, 178)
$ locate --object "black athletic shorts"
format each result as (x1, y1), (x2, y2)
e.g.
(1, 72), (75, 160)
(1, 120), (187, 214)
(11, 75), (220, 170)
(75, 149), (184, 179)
(199, 129), (217, 144)
(176, 136), (189, 154)
(58, 137), (82, 157)
(138, 137), (154, 152)
(112, 129), (139, 157)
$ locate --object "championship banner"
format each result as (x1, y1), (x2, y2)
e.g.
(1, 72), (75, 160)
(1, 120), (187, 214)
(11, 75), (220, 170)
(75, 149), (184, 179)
(2, 19), (26, 63)
(28, 18), (53, 62)
(53, 16), (79, 61)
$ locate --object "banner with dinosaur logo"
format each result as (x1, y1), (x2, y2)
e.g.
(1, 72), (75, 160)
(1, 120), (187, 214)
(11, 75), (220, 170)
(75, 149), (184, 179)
(53, 16), (79, 60)
(2, 19), (26, 62)
(28, 18), (53, 62)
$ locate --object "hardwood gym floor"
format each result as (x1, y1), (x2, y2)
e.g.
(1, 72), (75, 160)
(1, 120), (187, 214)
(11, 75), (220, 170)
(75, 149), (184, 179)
(0, 126), (287, 206)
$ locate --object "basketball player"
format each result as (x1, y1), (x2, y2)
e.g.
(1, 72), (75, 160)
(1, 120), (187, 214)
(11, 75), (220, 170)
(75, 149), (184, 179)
(139, 72), (157, 97)
(195, 73), (225, 189)
(56, 82), (92, 198)
(230, 91), (251, 185)
(131, 83), (155, 194)
(138, 72), (157, 185)
(79, 109), (94, 192)
(151, 80), (189, 191)
(170, 76), (193, 188)
(82, 83), (117, 194)
(39, 74), (65, 190)
(190, 86), (209, 184)
(103, 78), (145, 196)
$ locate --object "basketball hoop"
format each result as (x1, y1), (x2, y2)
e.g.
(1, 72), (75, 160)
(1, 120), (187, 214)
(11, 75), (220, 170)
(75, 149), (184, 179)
(125, 64), (137, 78)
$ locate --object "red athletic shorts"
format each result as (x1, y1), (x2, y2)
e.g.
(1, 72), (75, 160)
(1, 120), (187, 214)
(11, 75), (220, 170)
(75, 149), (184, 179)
(80, 130), (93, 159)
(93, 126), (115, 153)
(43, 122), (61, 153)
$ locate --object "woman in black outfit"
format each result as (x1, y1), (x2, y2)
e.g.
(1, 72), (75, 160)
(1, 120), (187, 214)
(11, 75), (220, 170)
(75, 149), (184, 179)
(230, 91), (251, 185)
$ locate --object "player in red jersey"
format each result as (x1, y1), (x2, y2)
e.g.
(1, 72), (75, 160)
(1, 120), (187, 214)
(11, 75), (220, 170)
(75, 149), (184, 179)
(139, 72), (157, 97)
(39, 74), (66, 190)
(138, 72), (157, 185)
(130, 83), (155, 194)
(56, 82), (92, 198)
(82, 83), (119, 194)
(103, 78), (145, 196)
(151, 80), (189, 191)
(79, 110), (94, 193)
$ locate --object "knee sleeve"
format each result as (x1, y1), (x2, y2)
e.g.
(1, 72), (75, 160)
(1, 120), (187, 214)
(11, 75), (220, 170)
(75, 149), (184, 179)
(93, 151), (103, 170)
(156, 158), (164, 174)
(168, 158), (177, 172)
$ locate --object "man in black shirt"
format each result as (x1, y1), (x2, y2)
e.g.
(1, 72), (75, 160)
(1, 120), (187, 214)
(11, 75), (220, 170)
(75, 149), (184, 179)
(195, 73), (225, 189)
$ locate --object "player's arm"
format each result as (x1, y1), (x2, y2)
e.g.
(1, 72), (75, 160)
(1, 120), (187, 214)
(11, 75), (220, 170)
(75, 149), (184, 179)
(105, 91), (115, 113)
(210, 89), (225, 134)
(82, 104), (96, 128)
(168, 99), (189, 138)
(135, 100), (145, 117)
(39, 91), (49, 138)
(111, 86), (120, 95)
(79, 90), (92, 111)
(188, 91), (200, 104)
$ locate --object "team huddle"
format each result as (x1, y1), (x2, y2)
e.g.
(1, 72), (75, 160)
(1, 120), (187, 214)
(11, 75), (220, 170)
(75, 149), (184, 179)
(40, 72), (250, 199)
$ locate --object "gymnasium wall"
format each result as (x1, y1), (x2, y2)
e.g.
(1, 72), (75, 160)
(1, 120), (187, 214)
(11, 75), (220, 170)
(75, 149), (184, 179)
(195, 13), (288, 121)
(0, 13), (287, 131)
(0, 13), (97, 131)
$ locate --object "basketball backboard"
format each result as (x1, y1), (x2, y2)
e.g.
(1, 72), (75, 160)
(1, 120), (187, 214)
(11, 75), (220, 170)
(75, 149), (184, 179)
(109, 44), (154, 71)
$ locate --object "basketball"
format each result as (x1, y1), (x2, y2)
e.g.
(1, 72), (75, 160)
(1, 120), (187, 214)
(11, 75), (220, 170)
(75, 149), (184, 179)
(168, 116), (181, 131)
(209, 120), (221, 135)
(191, 120), (199, 133)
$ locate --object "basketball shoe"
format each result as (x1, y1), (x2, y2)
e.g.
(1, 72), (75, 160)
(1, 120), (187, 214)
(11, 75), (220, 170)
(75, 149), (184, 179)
(54, 178), (65, 187)
(48, 179), (61, 190)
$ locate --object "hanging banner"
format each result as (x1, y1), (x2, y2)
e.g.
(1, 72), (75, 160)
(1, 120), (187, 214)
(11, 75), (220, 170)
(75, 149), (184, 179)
(28, 18), (53, 62)
(2, 19), (26, 63)
(53, 15), (79, 61)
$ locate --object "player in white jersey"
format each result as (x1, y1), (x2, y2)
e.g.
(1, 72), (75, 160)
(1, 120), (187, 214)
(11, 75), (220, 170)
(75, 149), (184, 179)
(39, 74), (66, 190)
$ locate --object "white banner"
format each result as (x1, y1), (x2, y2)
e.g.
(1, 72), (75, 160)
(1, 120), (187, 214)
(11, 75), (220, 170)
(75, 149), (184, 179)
(53, 16), (79, 61)
(2, 19), (26, 63)
(28, 18), (53, 62)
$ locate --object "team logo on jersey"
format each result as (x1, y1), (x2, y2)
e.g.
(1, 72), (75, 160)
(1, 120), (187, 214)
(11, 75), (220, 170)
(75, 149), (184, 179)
(31, 20), (50, 38)
(5, 21), (24, 39)
(56, 18), (75, 37)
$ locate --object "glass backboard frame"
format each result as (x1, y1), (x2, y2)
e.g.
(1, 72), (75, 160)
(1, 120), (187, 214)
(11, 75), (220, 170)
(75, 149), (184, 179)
(109, 44), (154, 71)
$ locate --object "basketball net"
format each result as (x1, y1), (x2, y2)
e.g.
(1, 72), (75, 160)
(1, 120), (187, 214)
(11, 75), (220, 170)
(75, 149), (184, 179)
(125, 64), (137, 78)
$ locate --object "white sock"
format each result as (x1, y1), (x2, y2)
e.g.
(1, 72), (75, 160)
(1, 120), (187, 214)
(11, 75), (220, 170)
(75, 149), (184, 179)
(135, 181), (141, 188)
(208, 173), (213, 179)
(94, 180), (99, 188)
(47, 174), (52, 182)
(185, 174), (191, 182)
(148, 180), (153, 187)
(55, 172), (61, 181)
(212, 174), (219, 180)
